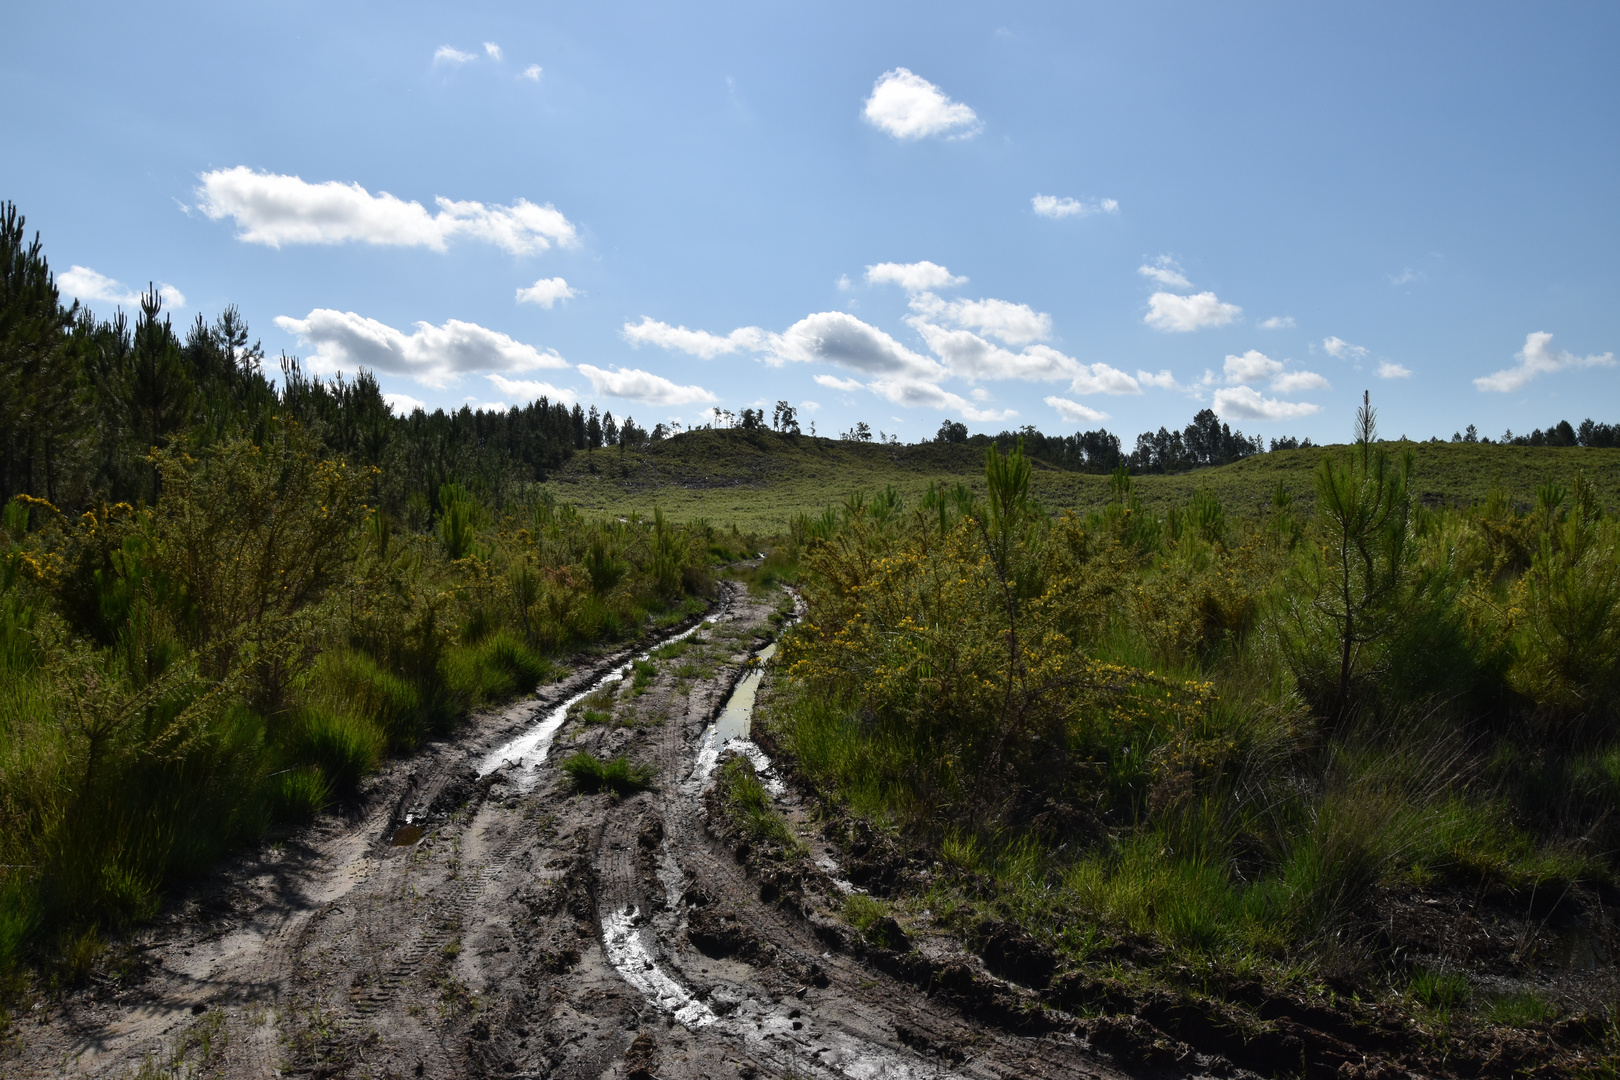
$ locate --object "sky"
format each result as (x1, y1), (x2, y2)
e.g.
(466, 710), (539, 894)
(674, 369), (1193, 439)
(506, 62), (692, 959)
(4, 1), (1618, 444)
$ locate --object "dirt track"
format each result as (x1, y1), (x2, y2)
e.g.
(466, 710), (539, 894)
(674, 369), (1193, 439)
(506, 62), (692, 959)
(4, 584), (1163, 1080)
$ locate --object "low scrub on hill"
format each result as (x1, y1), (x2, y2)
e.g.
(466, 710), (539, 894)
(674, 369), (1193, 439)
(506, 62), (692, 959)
(765, 395), (1620, 1061)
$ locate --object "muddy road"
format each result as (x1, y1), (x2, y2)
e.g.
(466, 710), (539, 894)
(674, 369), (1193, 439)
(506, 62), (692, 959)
(6, 585), (1160, 1080)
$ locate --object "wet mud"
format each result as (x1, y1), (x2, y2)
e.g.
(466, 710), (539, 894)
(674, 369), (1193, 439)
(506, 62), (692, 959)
(1, 585), (1154, 1079)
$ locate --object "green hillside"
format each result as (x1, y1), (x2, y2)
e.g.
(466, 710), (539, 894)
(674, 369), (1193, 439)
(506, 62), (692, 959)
(546, 429), (1620, 530)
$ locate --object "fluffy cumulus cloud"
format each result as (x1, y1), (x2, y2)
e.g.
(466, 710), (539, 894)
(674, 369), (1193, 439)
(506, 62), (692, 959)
(621, 316), (764, 359)
(1322, 336), (1368, 360)
(521, 64), (542, 81)
(1213, 386), (1320, 421)
(196, 168), (577, 254)
(766, 312), (942, 379)
(1259, 316), (1295, 330)
(483, 42), (502, 60)
(1222, 349), (1283, 385)
(273, 309), (567, 388)
(1136, 369), (1187, 391)
(1045, 396), (1109, 423)
(1144, 291), (1241, 332)
(576, 364), (717, 406)
(515, 277), (577, 308)
(911, 322), (1071, 382)
(1474, 331), (1615, 392)
(434, 46), (476, 64)
(486, 373), (576, 404)
(1137, 256), (1192, 289)
(1031, 195), (1118, 219)
(814, 374), (863, 392)
(862, 68), (980, 140)
(907, 293), (1051, 345)
(865, 260), (966, 293)
(1271, 370), (1331, 393)
(58, 265), (184, 309)
(1377, 361), (1412, 380)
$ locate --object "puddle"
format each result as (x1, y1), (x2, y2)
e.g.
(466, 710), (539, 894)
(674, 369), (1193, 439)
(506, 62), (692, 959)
(389, 825), (424, 847)
(477, 617), (715, 789)
(691, 639), (792, 795)
(601, 906), (716, 1028)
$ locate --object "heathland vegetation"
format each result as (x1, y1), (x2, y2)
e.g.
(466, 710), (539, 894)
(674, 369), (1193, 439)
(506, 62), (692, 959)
(6, 197), (1620, 1066)
(0, 205), (730, 986)
(760, 394), (1620, 1060)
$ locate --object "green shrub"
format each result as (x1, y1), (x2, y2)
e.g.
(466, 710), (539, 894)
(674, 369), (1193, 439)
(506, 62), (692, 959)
(310, 650), (422, 751)
(270, 766), (330, 823)
(288, 708), (380, 796)
(559, 751), (654, 794)
(715, 755), (804, 854)
(1409, 967), (1471, 1011)
(1481, 990), (1555, 1026)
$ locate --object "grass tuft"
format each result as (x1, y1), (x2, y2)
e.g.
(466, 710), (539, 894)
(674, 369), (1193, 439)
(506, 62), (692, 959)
(559, 751), (654, 795)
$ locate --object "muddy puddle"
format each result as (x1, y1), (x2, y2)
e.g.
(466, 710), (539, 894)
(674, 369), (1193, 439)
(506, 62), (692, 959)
(690, 641), (785, 794)
(475, 616), (718, 788)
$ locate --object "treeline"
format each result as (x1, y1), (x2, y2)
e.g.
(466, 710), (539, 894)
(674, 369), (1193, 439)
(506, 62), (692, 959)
(0, 202), (672, 517)
(936, 409), (1274, 474)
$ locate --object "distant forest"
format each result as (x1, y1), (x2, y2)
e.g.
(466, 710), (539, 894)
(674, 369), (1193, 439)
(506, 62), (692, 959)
(4, 200), (1617, 517)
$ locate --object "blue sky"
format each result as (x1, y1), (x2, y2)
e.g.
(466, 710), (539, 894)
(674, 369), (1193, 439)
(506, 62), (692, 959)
(5, 2), (1617, 443)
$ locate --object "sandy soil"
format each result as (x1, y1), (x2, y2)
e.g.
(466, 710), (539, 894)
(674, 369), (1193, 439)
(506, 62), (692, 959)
(2, 584), (1160, 1080)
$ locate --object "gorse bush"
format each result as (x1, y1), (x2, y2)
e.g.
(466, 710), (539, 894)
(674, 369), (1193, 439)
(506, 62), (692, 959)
(768, 406), (1620, 989)
(0, 419), (715, 979)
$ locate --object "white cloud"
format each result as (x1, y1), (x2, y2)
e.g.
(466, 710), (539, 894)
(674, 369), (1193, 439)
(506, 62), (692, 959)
(800, 400), (820, 412)
(1136, 369), (1186, 392)
(1144, 291), (1241, 332)
(383, 392), (426, 415)
(1474, 331), (1615, 392)
(576, 364), (717, 406)
(273, 309), (567, 388)
(814, 374), (864, 392)
(1222, 349), (1284, 385)
(1259, 315), (1295, 330)
(58, 265), (185, 309)
(486, 373), (577, 403)
(860, 372), (1010, 421)
(1322, 336), (1368, 360)
(1045, 396), (1109, 423)
(434, 46), (476, 65)
(515, 277), (577, 308)
(468, 400), (508, 413)
(865, 260), (966, 293)
(907, 293), (1051, 345)
(862, 68), (980, 140)
(836, 274), (852, 291)
(521, 64), (542, 81)
(764, 311), (943, 380)
(621, 316), (764, 359)
(483, 42), (502, 60)
(1137, 256), (1191, 289)
(1213, 386), (1320, 421)
(1271, 370), (1331, 393)
(1376, 361), (1412, 380)
(911, 322), (1078, 382)
(196, 167), (577, 254)
(1067, 362), (1141, 396)
(1032, 194), (1119, 219)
